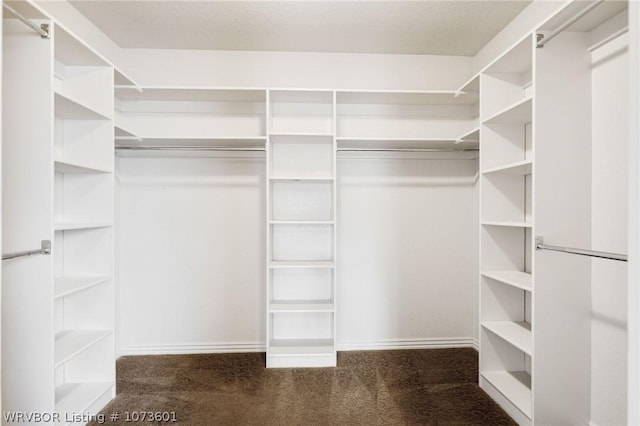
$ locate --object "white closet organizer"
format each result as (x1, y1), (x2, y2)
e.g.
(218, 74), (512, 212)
(266, 90), (337, 368)
(3, 9), (120, 422)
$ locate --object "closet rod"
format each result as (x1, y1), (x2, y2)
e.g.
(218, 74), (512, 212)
(536, 0), (604, 48)
(337, 148), (479, 152)
(115, 146), (265, 152)
(2, 3), (50, 39)
(2, 240), (51, 261)
(535, 237), (627, 262)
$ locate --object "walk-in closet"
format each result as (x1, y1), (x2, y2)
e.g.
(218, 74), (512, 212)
(1, 0), (639, 425)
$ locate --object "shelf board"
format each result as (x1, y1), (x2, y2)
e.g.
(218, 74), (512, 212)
(269, 260), (334, 269)
(54, 330), (112, 367)
(54, 160), (111, 174)
(482, 271), (532, 292)
(114, 118), (138, 139)
(456, 127), (480, 144)
(115, 86), (266, 103)
(482, 160), (532, 175)
(269, 301), (334, 313)
(55, 276), (111, 299)
(54, 25), (108, 67)
(269, 339), (334, 356)
(55, 382), (113, 415)
(481, 221), (532, 228)
(336, 137), (459, 150)
(482, 321), (532, 355)
(54, 222), (112, 231)
(270, 132), (334, 138)
(456, 74), (480, 95)
(54, 92), (111, 121)
(269, 176), (334, 182)
(483, 97), (532, 125)
(270, 90), (333, 104)
(481, 371), (532, 419)
(337, 90), (477, 106)
(485, 36), (532, 75)
(270, 220), (334, 225)
(116, 136), (267, 149)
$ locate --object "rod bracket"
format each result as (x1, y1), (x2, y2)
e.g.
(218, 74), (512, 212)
(41, 240), (51, 255)
(536, 33), (544, 48)
(40, 23), (50, 39)
(535, 236), (544, 249)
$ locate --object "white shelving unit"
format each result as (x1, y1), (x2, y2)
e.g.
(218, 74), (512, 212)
(479, 34), (534, 426)
(266, 90), (337, 368)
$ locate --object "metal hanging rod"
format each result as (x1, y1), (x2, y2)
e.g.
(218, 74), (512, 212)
(2, 3), (50, 39)
(535, 236), (627, 262)
(337, 148), (479, 153)
(536, 0), (604, 48)
(116, 146), (265, 152)
(2, 240), (51, 261)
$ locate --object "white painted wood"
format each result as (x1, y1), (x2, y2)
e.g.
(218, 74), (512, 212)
(482, 321), (532, 355)
(55, 276), (110, 299)
(54, 91), (111, 120)
(481, 221), (532, 228)
(54, 330), (112, 367)
(55, 382), (113, 417)
(481, 271), (532, 292)
(269, 260), (335, 269)
(483, 96), (532, 125)
(269, 302), (334, 313)
(0, 14), (3, 415)
(480, 374), (532, 425)
(54, 160), (110, 174)
(54, 223), (112, 231)
(482, 160), (532, 175)
(481, 371), (532, 419)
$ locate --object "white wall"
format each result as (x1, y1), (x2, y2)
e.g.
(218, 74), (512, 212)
(336, 157), (478, 350)
(590, 33), (629, 426)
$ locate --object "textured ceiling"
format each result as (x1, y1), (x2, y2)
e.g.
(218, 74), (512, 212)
(69, 1), (531, 56)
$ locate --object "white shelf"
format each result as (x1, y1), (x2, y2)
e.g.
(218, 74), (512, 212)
(270, 220), (334, 225)
(482, 221), (532, 228)
(337, 90), (477, 106)
(116, 136), (267, 149)
(54, 160), (111, 174)
(114, 120), (138, 139)
(115, 86), (266, 102)
(269, 260), (334, 269)
(55, 276), (111, 299)
(269, 339), (335, 355)
(483, 96), (532, 125)
(55, 382), (113, 415)
(336, 137), (459, 150)
(482, 271), (532, 292)
(54, 223), (112, 231)
(269, 176), (334, 182)
(456, 74), (480, 95)
(269, 301), (334, 313)
(54, 25), (108, 67)
(456, 127), (480, 144)
(482, 321), (532, 355)
(54, 330), (112, 367)
(270, 132), (333, 138)
(54, 92), (111, 121)
(482, 160), (532, 175)
(481, 371), (532, 419)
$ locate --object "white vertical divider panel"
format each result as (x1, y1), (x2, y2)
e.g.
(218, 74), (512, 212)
(533, 32), (592, 425)
(1, 13), (4, 415)
(332, 91), (337, 360)
(630, 3), (640, 423)
(266, 90), (272, 361)
(2, 17), (56, 415)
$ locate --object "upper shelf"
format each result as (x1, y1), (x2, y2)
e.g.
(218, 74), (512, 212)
(54, 92), (111, 121)
(115, 86), (267, 103)
(337, 137), (463, 150)
(54, 24), (108, 67)
(485, 35), (533, 75)
(483, 97), (532, 125)
(337, 90), (477, 106)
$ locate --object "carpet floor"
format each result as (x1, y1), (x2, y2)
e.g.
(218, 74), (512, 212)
(91, 348), (517, 425)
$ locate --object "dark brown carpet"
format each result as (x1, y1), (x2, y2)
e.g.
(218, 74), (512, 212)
(91, 348), (516, 425)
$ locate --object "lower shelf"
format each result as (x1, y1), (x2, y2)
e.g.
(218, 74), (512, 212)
(54, 330), (112, 367)
(268, 339), (336, 368)
(481, 371), (532, 421)
(482, 321), (532, 355)
(55, 382), (113, 418)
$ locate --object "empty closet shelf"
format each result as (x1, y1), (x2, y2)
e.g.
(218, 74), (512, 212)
(481, 371), (532, 419)
(482, 160), (532, 175)
(269, 301), (334, 313)
(270, 220), (334, 225)
(54, 222), (112, 231)
(481, 271), (532, 292)
(482, 321), (532, 355)
(481, 221), (532, 228)
(54, 92), (111, 121)
(269, 339), (335, 356)
(55, 276), (111, 299)
(54, 330), (112, 367)
(269, 260), (334, 269)
(54, 159), (111, 174)
(55, 382), (113, 416)
(269, 176), (334, 182)
(483, 96), (532, 125)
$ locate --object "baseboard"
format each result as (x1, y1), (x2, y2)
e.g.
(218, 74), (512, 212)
(119, 342), (266, 356)
(120, 337), (478, 356)
(337, 337), (477, 352)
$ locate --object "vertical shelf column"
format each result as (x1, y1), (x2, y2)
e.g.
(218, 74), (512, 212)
(266, 90), (337, 367)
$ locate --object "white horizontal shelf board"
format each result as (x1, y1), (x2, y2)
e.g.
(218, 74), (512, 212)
(55, 276), (111, 299)
(117, 137), (267, 149)
(481, 371), (532, 419)
(114, 68), (137, 86)
(115, 86), (266, 102)
(269, 260), (334, 269)
(270, 132), (334, 138)
(481, 221), (532, 228)
(269, 176), (334, 182)
(269, 300), (334, 312)
(337, 137), (460, 150)
(337, 90), (477, 106)
(54, 92), (111, 120)
(482, 160), (532, 175)
(482, 271), (532, 292)
(483, 97), (532, 125)
(54, 25), (108, 67)
(54, 222), (112, 231)
(269, 339), (334, 355)
(482, 321), (532, 355)
(456, 74), (480, 94)
(54, 330), (112, 367)
(55, 382), (113, 415)
(456, 127), (480, 143)
(54, 160), (111, 174)
(270, 220), (335, 225)
(270, 90), (333, 104)
(114, 121), (138, 138)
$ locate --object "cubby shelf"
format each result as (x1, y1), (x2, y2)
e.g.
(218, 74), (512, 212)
(54, 160), (111, 174)
(54, 330), (112, 368)
(54, 223), (112, 231)
(336, 137), (460, 150)
(269, 260), (335, 269)
(54, 91), (111, 121)
(456, 127), (480, 144)
(270, 132), (333, 138)
(482, 271), (532, 292)
(336, 90), (477, 106)
(54, 276), (111, 299)
(269, 339), (335, 355)
(481, 371), (532, 419)
(482, 321), (532, 355)
(55, 382), (113, 416)
(270, 220), (335, 225)
(483, 96), (532, 125)
(269, 177), (334, 182)
(481, 221), (532, 228)
(116, 136), (267, 148)
(482, 160), (532, 175)
(269, 301), (334, 312)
